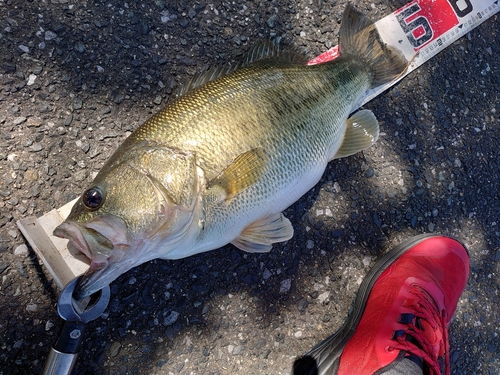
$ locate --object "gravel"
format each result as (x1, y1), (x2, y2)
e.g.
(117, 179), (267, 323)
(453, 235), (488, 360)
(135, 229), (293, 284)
(0, 0), (499, 374)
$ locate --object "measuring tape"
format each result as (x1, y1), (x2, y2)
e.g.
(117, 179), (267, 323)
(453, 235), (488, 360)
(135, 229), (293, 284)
(309, 0), (499, 106)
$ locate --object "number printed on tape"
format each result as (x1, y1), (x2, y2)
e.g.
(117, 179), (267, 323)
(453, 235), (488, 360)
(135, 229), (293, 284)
(403, 0), (498, 61)
(395, 0), (460, 50)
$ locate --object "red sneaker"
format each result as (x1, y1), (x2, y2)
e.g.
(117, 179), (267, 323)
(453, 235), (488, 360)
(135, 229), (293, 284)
(293, 234), (470, 375)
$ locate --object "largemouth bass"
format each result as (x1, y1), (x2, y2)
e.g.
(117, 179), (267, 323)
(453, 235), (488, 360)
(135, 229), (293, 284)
(54, 5), (407, 299)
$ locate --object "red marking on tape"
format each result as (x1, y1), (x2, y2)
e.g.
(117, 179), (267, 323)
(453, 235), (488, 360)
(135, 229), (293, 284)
(307, 45), (340, 65)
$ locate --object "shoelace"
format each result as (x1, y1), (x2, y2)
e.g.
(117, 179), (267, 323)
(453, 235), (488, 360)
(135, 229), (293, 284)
(388, 284), (450, 375)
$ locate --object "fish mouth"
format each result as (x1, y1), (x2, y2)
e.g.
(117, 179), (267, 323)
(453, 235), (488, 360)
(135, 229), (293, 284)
(53, 217), (131, 300)
(53, 221), (95, 261)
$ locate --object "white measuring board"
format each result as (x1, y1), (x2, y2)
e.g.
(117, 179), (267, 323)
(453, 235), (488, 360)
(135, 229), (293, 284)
(17, 198), (86, 289)
(17, 0), (499, 290)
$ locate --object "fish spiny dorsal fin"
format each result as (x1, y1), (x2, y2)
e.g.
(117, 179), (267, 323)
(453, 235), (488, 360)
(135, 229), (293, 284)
(242, 39), (280, 65)
(178, 40), (307, 96)
(244, 39), (309, 66)
(177, 64), (236, 96)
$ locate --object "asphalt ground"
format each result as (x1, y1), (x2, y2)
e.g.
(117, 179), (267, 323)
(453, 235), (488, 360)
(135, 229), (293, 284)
(0, 1), (499, 374)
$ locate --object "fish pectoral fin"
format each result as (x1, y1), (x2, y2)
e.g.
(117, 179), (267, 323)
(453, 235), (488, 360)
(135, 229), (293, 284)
(208, 148), (267, 201)
(333, 109), (380, 159)
(231, 213), (294, 253)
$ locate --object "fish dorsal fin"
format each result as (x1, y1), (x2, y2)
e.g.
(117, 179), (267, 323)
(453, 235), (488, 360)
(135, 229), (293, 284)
(333, 109), (379, 159)
(207, 148), (268, 202)
(243, 39), (280, 65)
(178, 65), (237, 96)
(244, 39), (308, 66)
(231, 213), (294, 253)
(178, 40), (307, 96)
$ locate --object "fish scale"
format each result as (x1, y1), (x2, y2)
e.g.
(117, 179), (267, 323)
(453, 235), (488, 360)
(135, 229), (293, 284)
(133, 58), (368, 180)
(53, 5), (408, 299)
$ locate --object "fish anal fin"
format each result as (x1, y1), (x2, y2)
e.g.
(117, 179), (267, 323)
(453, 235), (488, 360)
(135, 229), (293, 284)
(208, 148), (267, 201)
(231, 213), (294, 253)
(333, 109), (379, 159)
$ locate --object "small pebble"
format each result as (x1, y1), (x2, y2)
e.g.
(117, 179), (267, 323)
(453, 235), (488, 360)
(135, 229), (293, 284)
(109, 342), (122, 357)
(73, 98), (83, 110)
(73, 170), (87, 182)
(44, 30), (57, 40)
(81, 143), (90, 153)
(45, 321), (54, 331)
(297, 298), (309, 313)
(13, 340), (23, 349)
(14, 244), (28, 256)
(267, 15), (277, 28)
(280, 278), (291, 293)
(163, 310), (179, 326)
(262, 268), (272, 280)
(27, 74), (37, 86)
(13, 116), (27, 125)
(318, 291), (329, 303)
(232, 345), (243, 355)
(29, 144), (43, 152)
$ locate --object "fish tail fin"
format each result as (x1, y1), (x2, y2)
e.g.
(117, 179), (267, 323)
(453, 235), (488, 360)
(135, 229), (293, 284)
(340, 4), (408, 88)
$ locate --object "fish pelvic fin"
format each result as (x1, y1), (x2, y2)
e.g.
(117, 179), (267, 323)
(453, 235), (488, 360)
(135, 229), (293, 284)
(231, 213), (294, 253)
(208, 148), (268, 202)
(333, 109), (379, 159)
(340, 4), (408, 88)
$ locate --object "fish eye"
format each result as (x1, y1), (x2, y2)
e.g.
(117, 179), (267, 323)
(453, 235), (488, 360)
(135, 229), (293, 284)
(82, 188), (104, 210)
